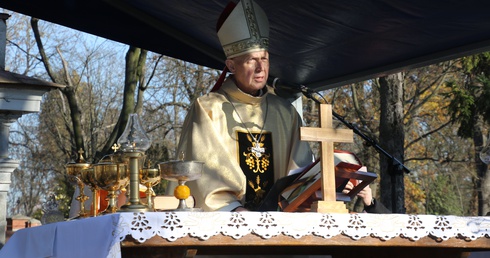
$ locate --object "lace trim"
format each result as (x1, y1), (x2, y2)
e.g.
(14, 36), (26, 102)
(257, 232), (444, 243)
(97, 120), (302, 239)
(114, 212), (490, 243)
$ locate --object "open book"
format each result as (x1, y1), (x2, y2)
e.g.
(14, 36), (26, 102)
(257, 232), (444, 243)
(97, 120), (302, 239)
(258, 150), (377, 212)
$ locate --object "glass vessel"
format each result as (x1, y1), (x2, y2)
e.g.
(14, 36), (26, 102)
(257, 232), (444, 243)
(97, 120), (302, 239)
(117, 113), (151, 152)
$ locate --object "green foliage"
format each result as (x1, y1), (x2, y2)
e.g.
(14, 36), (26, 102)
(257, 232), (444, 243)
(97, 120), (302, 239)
(54, 177), (75, 218)
(31, 209), (43, 221)
(476, 76), (490, 123)
(444, 80), (476, 138)
(461, 52), (490, 74)
(152, 180), (169, 196)
(446, 53), (490, 138)
(426, 174), (463, 215)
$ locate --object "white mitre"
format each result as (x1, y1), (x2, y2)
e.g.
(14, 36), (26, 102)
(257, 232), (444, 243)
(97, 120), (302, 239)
(217, 0), (269, 58)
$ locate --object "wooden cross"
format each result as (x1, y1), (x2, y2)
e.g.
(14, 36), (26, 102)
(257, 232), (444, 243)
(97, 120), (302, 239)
(300, 104), (354, 213)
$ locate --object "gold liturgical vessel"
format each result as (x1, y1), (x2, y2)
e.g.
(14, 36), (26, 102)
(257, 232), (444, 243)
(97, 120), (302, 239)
(141, 161), (161, 211)
(66, 113), (205, 215)
(92, 153), (129, 214)
(66, 149), (92, 218)
(79, 166), (99, 217)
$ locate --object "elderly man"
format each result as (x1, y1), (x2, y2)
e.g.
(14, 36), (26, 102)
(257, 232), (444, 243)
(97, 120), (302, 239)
(168, 0), (313, 212)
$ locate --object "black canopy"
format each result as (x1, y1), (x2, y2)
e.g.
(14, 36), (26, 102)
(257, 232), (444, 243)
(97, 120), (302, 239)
(2, 0), (490, 90)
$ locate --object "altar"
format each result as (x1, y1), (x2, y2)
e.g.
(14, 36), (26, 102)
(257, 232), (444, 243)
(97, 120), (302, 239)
(1, 212), (489, 258)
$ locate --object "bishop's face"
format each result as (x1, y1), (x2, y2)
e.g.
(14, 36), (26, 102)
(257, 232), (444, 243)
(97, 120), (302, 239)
(226, 50), (269, 96)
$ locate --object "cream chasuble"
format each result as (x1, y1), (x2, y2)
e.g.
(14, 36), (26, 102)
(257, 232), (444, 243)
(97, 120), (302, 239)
(169, 77), (313, 211)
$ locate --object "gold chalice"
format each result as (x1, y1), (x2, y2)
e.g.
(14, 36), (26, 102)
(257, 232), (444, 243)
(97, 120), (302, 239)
(66, 149), (91, 218)
(141, 163), (161, 211)
(158, 160), (203, 211)
(93, 159), (129, 214)
(79, 167), (99, 217)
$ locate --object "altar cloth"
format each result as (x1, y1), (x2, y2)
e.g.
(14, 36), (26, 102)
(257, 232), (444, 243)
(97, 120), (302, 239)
(1, 212), (489, 258)
(0, 214), (119, 258)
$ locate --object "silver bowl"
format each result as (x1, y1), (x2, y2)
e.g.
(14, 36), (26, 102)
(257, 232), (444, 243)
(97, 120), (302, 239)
(158, 160), (204, 211)
(158, 160), (204, 181)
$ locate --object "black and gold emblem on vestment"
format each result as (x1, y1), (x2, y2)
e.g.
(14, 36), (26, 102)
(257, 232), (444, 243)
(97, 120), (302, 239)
(236, 131), (274, 210)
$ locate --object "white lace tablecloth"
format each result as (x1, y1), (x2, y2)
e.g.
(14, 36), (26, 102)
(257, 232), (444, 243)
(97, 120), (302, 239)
(1, 212), (489, 258)
(115, 212), (490, 243)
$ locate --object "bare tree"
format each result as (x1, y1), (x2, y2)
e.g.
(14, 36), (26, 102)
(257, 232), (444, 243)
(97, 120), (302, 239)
(6, 11), (221, 214)
(8, 116), (57, 216)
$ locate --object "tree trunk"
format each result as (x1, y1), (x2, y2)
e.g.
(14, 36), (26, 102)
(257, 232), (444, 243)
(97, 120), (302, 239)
(135, 49), (148, 115)
(379, 73), (406, 213)
(473, 116), (489, 215)
(31, 18), (85, 157)
(481, 151), (490, 216)
(95, 46), (143, 161)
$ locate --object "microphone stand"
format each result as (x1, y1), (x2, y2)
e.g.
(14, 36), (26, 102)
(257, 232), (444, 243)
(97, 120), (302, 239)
(286, 82), (410, 213)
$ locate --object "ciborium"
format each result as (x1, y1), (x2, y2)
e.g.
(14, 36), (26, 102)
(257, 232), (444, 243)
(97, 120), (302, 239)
(66, 149), (92, 218)
(93, 157), (129, 214)
(158, 159), (204, 211)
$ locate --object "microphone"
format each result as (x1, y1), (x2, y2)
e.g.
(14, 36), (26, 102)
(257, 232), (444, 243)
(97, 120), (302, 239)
(268, 76), (327, 104)
(267, 77), (305, 94)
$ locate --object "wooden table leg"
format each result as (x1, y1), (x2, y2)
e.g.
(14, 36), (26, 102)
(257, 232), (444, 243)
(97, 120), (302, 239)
(185, 249), (198, 258)
(122, 247), (188, 258)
